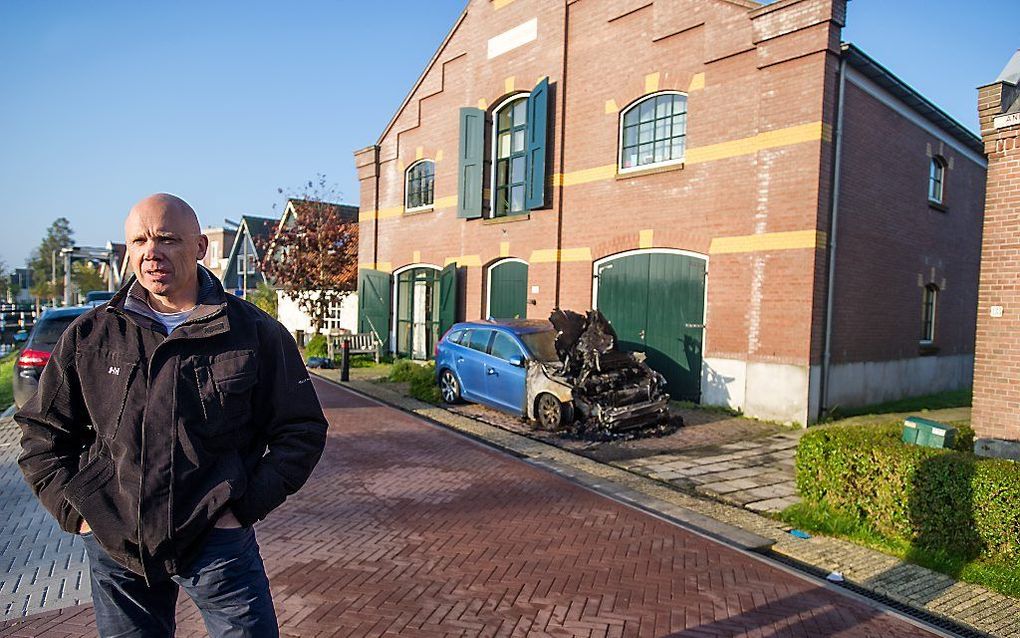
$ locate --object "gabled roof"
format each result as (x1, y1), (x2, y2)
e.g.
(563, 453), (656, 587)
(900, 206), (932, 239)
(220, 214), (278, 287)
(842, 43), (982, 155)
(276, 199), (358, 234)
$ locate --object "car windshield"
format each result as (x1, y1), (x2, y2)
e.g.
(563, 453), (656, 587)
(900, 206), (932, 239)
(519, 330), (559, 362)
(30, 315), (79, 349)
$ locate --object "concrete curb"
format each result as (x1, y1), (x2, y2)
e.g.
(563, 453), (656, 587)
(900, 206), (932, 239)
(313, 372), (1018, 638)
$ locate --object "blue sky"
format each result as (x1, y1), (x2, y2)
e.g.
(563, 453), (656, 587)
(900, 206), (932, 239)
(1, 1), (1015, 269)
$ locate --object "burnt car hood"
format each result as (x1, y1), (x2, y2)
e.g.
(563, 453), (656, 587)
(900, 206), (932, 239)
(539, 309), (672, 436)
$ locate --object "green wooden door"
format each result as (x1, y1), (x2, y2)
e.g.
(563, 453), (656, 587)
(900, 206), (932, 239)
(488, 260), (529, 319)
(596, 252), (706, 401)
(358, 269), (392, 351)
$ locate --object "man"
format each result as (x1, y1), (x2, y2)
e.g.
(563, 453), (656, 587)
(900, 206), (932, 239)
(16, 193), (328, 637)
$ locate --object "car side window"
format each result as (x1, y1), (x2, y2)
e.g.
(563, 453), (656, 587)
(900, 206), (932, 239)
(468, 330), (493, 353)
(490, 332), (524, 362)
(448, 329), (465, 345)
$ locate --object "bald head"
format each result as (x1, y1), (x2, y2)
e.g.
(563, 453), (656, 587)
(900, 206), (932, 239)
(127, 193), (201, 235)
(124, 193), (208, 312)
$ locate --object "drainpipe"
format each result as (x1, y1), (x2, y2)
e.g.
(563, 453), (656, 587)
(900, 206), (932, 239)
(553, 0), (569, 308)
(820, 55), (847, 420)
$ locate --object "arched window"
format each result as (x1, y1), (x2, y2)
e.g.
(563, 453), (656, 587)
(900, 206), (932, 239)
(928, 156), (946, 204)
(492, 94), (529, 217)
(620, 92), (688, 171)
(405, 160), (435, 211)
(921, 283), (938, 343)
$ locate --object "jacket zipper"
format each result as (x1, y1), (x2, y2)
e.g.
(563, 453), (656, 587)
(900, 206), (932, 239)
(108, 304), (226, 583)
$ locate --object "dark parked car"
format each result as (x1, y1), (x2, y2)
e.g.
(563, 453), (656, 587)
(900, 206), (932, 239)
(12, 306), (89, 410)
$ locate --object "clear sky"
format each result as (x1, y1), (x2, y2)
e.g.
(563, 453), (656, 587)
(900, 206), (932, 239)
(1, 1), (1016, 270)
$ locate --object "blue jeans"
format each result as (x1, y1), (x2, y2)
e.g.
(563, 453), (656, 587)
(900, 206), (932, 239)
(82, 527), (279, 638)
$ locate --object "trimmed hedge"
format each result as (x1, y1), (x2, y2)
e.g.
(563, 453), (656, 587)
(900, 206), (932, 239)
(796, 421), (1020, 563)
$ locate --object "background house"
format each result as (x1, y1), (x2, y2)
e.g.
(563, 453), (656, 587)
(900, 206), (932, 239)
(269, 199), (360, 344)
(200, 226), (236, 280)
(221, 215), (277, 297)
(355, 0), (986, 424)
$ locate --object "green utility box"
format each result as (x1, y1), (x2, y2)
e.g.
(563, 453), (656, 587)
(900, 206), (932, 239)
(902, 417), (956, 449)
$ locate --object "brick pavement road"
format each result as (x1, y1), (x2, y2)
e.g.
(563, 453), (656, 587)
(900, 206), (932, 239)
(1, 378), (943, 637)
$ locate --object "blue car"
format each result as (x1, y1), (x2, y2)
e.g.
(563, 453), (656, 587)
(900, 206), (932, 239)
(435, 320), (576, 429)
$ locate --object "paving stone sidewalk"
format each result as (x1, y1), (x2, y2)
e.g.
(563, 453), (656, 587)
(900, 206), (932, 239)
(0, 416), (91, 621)
(334, 375), (1017, 638)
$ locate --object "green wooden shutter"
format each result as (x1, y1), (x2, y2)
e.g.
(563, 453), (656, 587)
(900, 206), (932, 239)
(458, 107), (484, 219)
(525, 77), (549, 210)
(358, 268), (392, 350)
(439, 262), (458, 337)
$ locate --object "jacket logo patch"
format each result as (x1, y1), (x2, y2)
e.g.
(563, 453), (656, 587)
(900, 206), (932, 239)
(108, 366), (121, 376)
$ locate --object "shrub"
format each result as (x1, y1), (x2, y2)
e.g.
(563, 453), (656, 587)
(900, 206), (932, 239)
(386, 359), (440, 403)
(408, 363), (441, 404)
(388, 358), (419, 382)
(796, 421), (1020, 563)
(304, 334), (328, 359)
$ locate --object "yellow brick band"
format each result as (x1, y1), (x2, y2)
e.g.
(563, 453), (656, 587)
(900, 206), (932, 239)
(552, 121), (825, 187)
(358, 262), (393, 273)
(639, 229), (654, 249)
(493, 0), (514, 8)
(444, 255), (482, 267)
(688, 72), (705, 91)
(686, 122), (825, 165)
(500, 241), (511, 257)
(434, 195), (457, 209)
(412, 250), (421, 263)
(644, 72), (660, 93)
(530, 248), (593, 263)
(709, 230), (826, 255)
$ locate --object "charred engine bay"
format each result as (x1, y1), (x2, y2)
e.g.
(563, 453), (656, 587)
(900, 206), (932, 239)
(546, 309), (679, 440)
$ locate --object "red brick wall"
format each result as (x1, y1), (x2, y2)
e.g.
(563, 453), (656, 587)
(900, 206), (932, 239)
(972, 81), (1020, 441)
(357, 0), (844, 372)
(829, 81), (985, 364)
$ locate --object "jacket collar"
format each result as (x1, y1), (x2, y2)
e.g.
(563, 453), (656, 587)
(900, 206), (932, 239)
(108, 265), (231, 337)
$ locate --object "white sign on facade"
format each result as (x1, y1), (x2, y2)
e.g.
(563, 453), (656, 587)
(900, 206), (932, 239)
(994, 112), (1020, 129)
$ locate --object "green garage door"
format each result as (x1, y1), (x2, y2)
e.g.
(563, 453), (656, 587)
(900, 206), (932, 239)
(596, 251), (706, 401)
(488, 260), (528, 319)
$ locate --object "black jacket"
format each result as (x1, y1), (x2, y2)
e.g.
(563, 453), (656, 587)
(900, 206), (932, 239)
(15, 268), (328, 582)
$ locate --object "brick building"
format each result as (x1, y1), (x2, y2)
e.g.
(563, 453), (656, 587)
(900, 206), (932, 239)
(973, 50), (1020, 456)
(354, 0), (986, 424)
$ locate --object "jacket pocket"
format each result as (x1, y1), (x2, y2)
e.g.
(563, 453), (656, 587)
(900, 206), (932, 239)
(64, 454), (136, 552)
(195, 353), (257, 446)
(75, 349), (137, 440)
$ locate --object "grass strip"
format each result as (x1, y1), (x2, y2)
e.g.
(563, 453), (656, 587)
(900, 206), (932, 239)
(780, 500), (1020, 599)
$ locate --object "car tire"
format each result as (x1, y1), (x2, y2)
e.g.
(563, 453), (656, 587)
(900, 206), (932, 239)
(439, 369), (462, 404)
(535, 393), (571, 430)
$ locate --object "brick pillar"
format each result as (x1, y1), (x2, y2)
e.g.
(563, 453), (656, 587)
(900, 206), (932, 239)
(354, 145), (380, 269)
(972, 52), (1020, 458)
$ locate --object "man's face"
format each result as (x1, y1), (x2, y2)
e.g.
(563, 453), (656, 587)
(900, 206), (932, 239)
(125, 199), (208, 299)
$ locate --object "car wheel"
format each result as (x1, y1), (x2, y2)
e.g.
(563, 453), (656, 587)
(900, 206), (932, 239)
(439, 369), (462, 404)
(536, 393), (570, 430)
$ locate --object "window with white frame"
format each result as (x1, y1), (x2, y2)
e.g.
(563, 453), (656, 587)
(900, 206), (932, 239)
(929, 156), (946, 204)
(492, 95), (529, 217)
(921, 283), (938, 343)
(620, 92), (688, 171)
(405, 159), (435, 211)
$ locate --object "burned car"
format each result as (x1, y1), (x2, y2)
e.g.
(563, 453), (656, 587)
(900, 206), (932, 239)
(434, 309), (672, 437)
